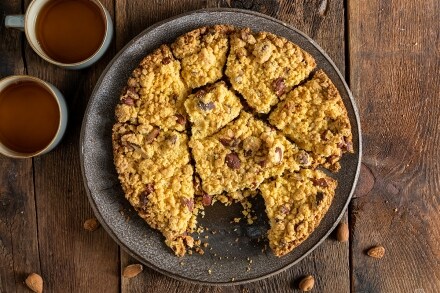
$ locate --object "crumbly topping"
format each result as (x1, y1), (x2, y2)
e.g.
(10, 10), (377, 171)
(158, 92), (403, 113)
(171, 25), (235, 89)
(184, 81), (242, 139)
(226, 28), (316, 113)
(259, 169), (337, 256)
(269, 70), (353, 171)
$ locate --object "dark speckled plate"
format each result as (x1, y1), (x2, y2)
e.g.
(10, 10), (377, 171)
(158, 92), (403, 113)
(80, 8), (361, 285)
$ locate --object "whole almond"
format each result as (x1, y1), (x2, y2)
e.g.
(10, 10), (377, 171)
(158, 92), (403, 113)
(25, 273), (43, 293)
(299, 275), (314, 291)
(367, 246), (385, 259)
(123, 264), (143, 278)
(336, 223), (349, 242)
(83, 218), (100, 232)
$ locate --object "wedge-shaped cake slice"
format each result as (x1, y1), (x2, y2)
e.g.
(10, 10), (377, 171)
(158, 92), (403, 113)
(184, 81), (242, 139)
(112, 122), (195, 256)
(259, 169), (337, 257)
(171, 25), (235, 89)
(115, 45), (188, 132)
(190, 112), (312, 195)
(269, 70), (353, 171)
(226, 28), (316, 113)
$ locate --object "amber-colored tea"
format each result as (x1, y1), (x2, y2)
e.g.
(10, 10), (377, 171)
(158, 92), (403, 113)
(36, 0), (106, 63)
(0, 81), (60, 153)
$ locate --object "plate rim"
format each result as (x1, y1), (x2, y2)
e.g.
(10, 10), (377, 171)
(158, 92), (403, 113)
(79, 7), (362, 286)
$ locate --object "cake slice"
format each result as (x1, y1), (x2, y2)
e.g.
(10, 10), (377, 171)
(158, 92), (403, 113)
(190, 112), (312, 195)
(115, 45), (189, 132)
(226, 28), (316, 113)
(171, 25), (235, 89)
(184, 81), (242, 139)
(269, 70), (353, 171)
(259, 169), (337, 257)
(112, 122), (195, 256)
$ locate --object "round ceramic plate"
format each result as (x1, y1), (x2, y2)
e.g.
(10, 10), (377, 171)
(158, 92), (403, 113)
(80, 8), (361, 285)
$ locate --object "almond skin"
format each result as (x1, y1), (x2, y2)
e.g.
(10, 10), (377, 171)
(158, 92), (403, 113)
(367, 246), (385, 259)
(25, 273), (43, 293)
(123, 264), (143, 278)
(336, 223), (349, 242)
(83, 218), (100, 232)
(299, 275), (314, 291)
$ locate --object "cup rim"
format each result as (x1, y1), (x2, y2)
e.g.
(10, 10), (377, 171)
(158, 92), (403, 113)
(24, 0), (110, 68)
(0, 75), (64, 158)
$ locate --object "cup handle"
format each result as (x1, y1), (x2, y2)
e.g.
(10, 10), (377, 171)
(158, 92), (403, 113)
(5, 15), (25, 31)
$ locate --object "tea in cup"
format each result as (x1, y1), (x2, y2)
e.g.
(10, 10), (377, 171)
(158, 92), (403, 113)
(0, 75), (68, 158)
(5, 0), (113, 69)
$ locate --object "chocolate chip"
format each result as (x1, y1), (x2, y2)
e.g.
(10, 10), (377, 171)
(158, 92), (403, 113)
(316, 192), (324, 205)
(272, 77), (286, 97)
(312, 178), (329, 187)
(202, 193), (212, 206)
(145, 127), (160, 144)
(198, 101), (215, 111)
(123, 98), (134, 106)
(175, 114), (187, 125)
(225, 152), (241, 169)
(162, 57), (172, 64)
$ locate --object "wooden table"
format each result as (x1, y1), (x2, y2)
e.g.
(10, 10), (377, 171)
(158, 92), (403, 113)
(1, 1), (439, 292)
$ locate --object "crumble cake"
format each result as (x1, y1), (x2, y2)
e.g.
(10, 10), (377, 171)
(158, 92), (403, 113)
(184, 81), (242, 139)
(112, 122), (195, 256)
(269, 70), (353, 171)
(189, 112), (312, 195)
(171, 25), (234, 89)
(226, 28), (316, 113)
(115, 45), (189, 132)
(112, 25), (354, 258)
(259, 169), (337, 256)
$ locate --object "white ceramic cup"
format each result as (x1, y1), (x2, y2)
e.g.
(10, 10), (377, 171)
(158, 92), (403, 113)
(5, 0), (113, 70)
(0, 75), (68, 158)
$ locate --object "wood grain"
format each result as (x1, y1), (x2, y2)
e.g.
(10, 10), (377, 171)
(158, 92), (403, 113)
(116, 1), (350, 292)
(0, 1), (41, 293)
(18, 0), (120, 292)
(349, 0), (440, 291)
